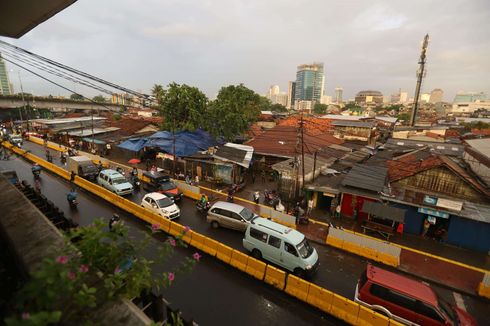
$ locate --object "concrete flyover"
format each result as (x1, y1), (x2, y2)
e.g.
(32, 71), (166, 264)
(0, 95), (125, 113)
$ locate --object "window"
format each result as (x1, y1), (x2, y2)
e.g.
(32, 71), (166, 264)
(415, 302), (445, 323)
(145, 197), (152, 203)
(211, 208), (222, 215)
(231, 212), (242, 221)
(250, 228), (267, 243)
(369, 284), (417, 311)
(268, 235), (281, 248)
(284, 243), (298, 256)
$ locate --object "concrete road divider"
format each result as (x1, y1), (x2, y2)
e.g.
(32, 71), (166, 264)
(357, 305), (389, 326)
(190, 232), (206, 252)
(478, 273), (490, 298)
(306, 283), (334, 314)
(285, 274), (310, 302)
(230, 250), (249, 272)
(330, 293), (360, 325)
(169, 222), (192, 243)
(215, 243), (234, 264)
(175, 180), (201, 200)
(202, 237), (219, 257)
(264, 265), (286, 290)
(245, 256), (266, 280)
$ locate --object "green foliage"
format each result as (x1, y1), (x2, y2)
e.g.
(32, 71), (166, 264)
(344, 103), (362, 110)
(113, 113), (121, 121)
(206, 84), (262, 141)
(385, 104), (403, 112)
(70, 94), (84, 101)
(258, 96), (272, 111)
(270, 103), (288, 112)
(157, 82), (208, 132)
(461, 121), (490, 131)
(92, 95), (106, 103)
(313, 103), (328, 115)
(152, 84), (166, 104)
(397, 112), (411, 124)
(6, 219), (198, 325)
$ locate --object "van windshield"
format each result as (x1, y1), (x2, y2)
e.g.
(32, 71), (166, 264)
(439, 298), (457, 325)
(240, 208), (255, 221)
(113, 177), (128, 185)
(296, 238), (313, 258)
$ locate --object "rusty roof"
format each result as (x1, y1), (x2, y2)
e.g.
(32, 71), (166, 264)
(245, 125), (343, 158)
(277, 116), (333, 136)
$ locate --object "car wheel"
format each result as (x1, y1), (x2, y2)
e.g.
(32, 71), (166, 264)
(211, 221), (219, 229)
(251, 249), (262, 260)
(293, 268), (305, 278)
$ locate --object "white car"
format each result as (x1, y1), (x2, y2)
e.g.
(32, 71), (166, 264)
(141, 192), (180, 220)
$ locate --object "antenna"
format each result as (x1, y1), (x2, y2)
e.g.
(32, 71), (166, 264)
(410, 34), (429, 127)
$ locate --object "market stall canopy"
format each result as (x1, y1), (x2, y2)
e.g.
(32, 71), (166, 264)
(213, 143), (254, 168)
(362, 201), (406, 223)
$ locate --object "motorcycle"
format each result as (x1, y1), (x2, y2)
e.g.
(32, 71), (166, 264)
(67, 191), (78, 209)
(32, 165), (41, 180)
(264, 189), (279, 206)
(131, 175), (141, 190)
(68, 198), (78, 209)
(196, 201), (211, 214)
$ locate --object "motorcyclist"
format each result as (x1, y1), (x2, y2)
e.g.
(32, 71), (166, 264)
(67, 189), (77, 204)
(32, 163), (41, 178)
(199, 194), (208, 205)
(253, 191), (260, 204)
(109, 213), (120, 231)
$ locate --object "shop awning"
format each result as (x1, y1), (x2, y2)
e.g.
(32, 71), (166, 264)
(362, 201), (406, 223)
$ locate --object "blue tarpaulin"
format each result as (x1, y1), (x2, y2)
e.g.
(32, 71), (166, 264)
(117, 129), (217, 157)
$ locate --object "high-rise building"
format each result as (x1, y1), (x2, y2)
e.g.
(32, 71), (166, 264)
(268, 85), (280, 97)
(400, 92), (408, 103)
(334, 87), (343, 103)
(294, 63), (325, 104)
(429, 88), (444, 103)
(0, 55), (13, 95)
(453, 91), (486, 104)
(420, 93), (431, 103)
(287, 81), (296, 109)
(320, 95), (332, 105)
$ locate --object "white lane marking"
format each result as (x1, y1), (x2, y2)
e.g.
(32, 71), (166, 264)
(453, 292), (466, 312)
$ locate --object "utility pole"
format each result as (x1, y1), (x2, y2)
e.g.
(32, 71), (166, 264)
(410, 34), (429, 127)
(312, 150), (317, 182)
(300, 112), (305, 192)
(17, 71), (29, 131)
(91, 109), (95, 152)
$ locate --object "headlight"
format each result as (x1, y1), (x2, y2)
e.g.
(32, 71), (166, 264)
(305, 265), (312, 270)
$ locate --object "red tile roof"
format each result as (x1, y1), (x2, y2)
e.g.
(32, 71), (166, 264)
(107, 118), (157, 136)
(277, 116), (333, 136)
(245, 125), (343, 158)
(471, 129), (490, 136)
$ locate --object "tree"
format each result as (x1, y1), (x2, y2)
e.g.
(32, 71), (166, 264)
(70, 94), (84, 101)
(151, 84), (165, 105)
(397, 112), (411, 124)
(258, 96), (272, 112)
(270, 103), (288, 112)
(313, 103), (328, 115)
(344, 103), (362, 111)
(158, 82), (208, 132)
(206, 84), (262, 141)
(92, 95), (106, 103)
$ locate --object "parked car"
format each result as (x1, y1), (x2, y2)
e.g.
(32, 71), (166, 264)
(97, 169), (133, 196)
(141, 192), (180, 220)
(67, 156), (98, 180)
(142, 171), (183, 202)
(8, 134), (23, 147)
(355, 264), (477, 326)
(206, 201), (259, 231)
(243, 217), (319, 278)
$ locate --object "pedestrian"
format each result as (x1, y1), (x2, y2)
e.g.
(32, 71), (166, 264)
(251, 172), (255, 184)
(307, 198), (314, 216)
(253, 191), (260, 204)
(70, 171), (76, 183)
(261, 170), (266, 183)
(151, 165), (157, 173)
(185, 174), (191, 184)
(335, 204), (341, 219)
(396, 223), (404, 235)
(105, 143), (111, 156)
(194, 175), (199, 185)
(422, 218), (430, 237)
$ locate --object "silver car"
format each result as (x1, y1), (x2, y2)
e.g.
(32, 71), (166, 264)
(206, 201), (259, 232)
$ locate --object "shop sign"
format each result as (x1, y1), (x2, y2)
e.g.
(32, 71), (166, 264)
(417, 207), (449, 218)
(436, 198), (463, 212)
(423, 195), (438, 205)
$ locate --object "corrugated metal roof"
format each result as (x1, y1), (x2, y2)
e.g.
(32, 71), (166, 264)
(342, 164), (387, 192)
(332, 120), (375, 128)
(385, 139), (465, 157)
(213, 143), (253, 168)
(362, 201), (406, 223)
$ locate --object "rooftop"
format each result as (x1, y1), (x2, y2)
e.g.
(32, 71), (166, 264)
(342, 164), (387, 193)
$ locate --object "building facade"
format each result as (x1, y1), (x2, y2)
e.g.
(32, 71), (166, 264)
(429, 88), (444, 103)
(294, 63), (325, 104)
(355, 90), (383, 105)
(334, 87), (343, 104)
(287, 81), (296, 110)
(0, 55), (13, 95)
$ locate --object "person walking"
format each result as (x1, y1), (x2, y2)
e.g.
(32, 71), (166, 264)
(335, 204), (341, 219)
(422, 218), (430, 237)
(307, 198), (314, 216)
(253, 191), (260, 204)
(70, 171), (76, 183)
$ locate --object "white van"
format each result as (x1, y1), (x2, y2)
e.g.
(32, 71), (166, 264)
(206, 201), (259, 232)
(97, 169), (133, 196)
(243, 217), (319, 278)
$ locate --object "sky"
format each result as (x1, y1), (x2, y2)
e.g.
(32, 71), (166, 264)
(1, 0), (490, 101)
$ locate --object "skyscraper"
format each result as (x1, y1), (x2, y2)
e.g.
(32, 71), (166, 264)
(429, 89), (443, 103)
(334, 87), (343, 104)
(294, 63), (325, 104)
(0, 55), (13, 95)
(286, 81), (296, 110)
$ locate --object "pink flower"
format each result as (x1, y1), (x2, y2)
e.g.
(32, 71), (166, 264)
(192, 252), (201, 261)
(21, 312), (30, 320)
(67, 271), (76, 280)
(168, 272), (175, 282)
(114, 266), (122, 274)
(79, 264), (89, 273)
(151, 223), (160, 231)
(168, 238), (176, 247)
(184, 226), (190, 233)
(56, 255), (69, 264)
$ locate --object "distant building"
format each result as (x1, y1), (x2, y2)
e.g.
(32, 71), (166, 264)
(266, 85), (288, 106)
(268, 85), (280, 97)
(295, 100), (313, 112)
(429, 88), (444, 103)
(453, 91), (487, 103)
(334, 87), (343, 104)
(320, 95), (332, 105)
(294, 62), (325, 104)
(451, 101), (490, 115)
(400, 92), (408, 103)
(420, 93), (431, 103)
(287, 81), (296, 110)
(0, 55), (13, 95)
(355, 90), (383, 105)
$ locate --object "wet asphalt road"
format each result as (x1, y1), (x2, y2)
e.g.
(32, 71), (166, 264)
(1, 147), (344, 326)
(6, 141), (490, 325)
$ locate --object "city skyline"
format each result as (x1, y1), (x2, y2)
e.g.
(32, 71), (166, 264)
(0, 0), (489, 101)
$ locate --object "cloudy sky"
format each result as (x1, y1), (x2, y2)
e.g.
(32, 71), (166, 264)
(2, 0), (490, 101)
